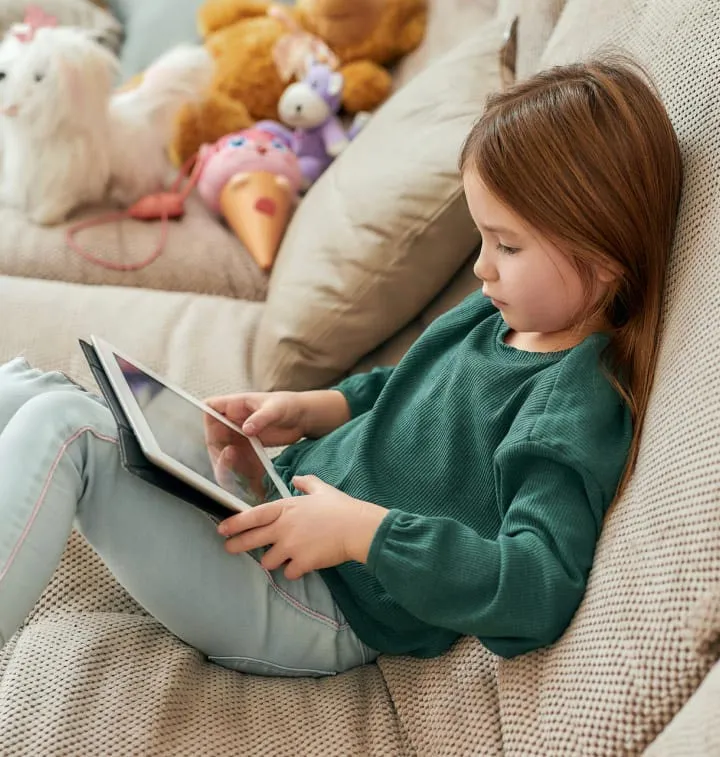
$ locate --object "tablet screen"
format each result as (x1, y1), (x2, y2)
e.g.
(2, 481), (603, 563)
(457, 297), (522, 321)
(114, 354), (272, 507)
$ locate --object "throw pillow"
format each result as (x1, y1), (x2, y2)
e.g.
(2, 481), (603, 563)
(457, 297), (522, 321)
(253, 18), (507, 390)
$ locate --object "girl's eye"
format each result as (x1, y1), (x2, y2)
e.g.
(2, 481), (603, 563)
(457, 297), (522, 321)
(34, 72), (44, 83)
(497, 242), (520, 255)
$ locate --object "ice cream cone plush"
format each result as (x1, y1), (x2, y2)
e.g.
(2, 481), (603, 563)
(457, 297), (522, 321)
(196, 125), (302, 270)
(220, 171), (295, 271)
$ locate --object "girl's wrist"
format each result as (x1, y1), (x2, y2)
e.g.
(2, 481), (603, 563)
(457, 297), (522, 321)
(301, 390), (351, 438)
(346, 502), (389, 564)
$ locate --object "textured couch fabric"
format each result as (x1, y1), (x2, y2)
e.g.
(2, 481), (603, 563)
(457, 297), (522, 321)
(0, 197), (269, 300)
(1, 0), (720, 755)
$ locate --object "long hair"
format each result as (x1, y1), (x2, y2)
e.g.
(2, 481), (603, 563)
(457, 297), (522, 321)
(460, 56), (683, 499)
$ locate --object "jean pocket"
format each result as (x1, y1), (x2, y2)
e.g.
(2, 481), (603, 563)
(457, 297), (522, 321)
(208, 654), (336, 678)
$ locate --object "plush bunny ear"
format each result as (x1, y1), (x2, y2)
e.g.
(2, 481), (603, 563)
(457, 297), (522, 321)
(328, 71), (344, 97)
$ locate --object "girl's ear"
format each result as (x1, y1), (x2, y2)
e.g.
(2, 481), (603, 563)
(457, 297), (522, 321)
(596, 261), (622, 284)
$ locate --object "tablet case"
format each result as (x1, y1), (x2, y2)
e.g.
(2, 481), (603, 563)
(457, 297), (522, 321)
(78, 339), (238, 523)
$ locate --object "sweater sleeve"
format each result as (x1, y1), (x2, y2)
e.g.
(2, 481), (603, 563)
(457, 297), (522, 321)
(365, 441), (607, 658)
(331, 366), (394, 419)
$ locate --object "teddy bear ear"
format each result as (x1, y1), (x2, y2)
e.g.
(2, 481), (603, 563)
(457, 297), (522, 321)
(328, 72), (344, 97)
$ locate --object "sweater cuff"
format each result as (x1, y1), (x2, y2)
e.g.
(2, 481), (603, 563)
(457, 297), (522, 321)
(366, 508), (403, 574)
(330, 383), (365, 420)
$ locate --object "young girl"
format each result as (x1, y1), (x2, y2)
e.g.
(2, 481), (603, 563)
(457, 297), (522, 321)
(0, 57), (682, 676)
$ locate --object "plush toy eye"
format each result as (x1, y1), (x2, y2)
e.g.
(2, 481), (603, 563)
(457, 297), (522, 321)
(270, 139), (287, 152)
(34, 72), (44, 83)
(0, 72), (5, 81)
(229, 136), (247, 148)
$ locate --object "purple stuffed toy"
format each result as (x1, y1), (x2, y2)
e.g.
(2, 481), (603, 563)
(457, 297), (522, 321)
(276, 61), (367, 189)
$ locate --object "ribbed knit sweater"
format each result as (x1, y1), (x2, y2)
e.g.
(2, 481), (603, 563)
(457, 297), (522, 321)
(274, 290), (632, 658)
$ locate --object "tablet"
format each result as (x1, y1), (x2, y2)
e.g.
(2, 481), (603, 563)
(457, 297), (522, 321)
(91, 335), (292, 513)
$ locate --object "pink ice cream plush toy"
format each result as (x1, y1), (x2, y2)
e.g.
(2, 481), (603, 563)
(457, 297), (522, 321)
(196, 126), (303, 271)
(196, 126), (303, 213)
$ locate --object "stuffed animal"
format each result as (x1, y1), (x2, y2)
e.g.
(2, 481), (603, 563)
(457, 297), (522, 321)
(170, 0), (427, 165)
(0, 18), (212, 226)
(275, 61), (367, 187)
(196, 125), (303, 270)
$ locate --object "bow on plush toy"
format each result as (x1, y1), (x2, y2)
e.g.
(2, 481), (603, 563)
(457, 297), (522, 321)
(276, 59), (368, 189)
(11, 5), (58, 43)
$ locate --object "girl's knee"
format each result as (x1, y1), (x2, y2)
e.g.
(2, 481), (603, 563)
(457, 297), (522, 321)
(15, 388), (114, 441)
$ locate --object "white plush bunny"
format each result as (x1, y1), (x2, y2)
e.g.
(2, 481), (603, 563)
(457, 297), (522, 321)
(0, 28), (212, 225)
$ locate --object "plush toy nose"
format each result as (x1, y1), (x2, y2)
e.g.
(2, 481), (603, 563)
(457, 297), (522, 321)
(256, 144), (267, 155)
(1, 104), (19, 117)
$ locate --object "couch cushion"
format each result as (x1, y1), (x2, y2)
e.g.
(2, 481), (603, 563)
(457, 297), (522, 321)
(0, 532), (408, 756)
(491, 1), (720, 755)
(496, 0), (567, 80)
(392, 0), (499, 88)
(253, 18), (509, 391)
(0, 197), (269, 300)
(0, 275), (263, 397)
(0, 0), (122, 50)
(352, 247), (481, 373)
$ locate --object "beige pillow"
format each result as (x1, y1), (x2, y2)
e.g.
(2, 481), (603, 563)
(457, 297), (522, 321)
(392, 0), (500, 89)
(0, 0), (122, 51)
(254, 18), (508, 391)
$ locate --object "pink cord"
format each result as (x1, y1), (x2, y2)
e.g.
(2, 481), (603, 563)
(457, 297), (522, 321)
(65, 154), (204, 272)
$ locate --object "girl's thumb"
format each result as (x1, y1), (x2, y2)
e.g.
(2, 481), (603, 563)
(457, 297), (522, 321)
(292, 475), (322, 494)
(242, 409), (272, 435)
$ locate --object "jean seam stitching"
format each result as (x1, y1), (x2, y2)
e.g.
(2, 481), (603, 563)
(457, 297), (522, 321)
(0, 427), (118, 588)
(258, 565), (350, 632)
(208, 654), (334, 675)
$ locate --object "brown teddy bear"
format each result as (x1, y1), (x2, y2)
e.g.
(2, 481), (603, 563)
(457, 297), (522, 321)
(170, 0), (427, 165)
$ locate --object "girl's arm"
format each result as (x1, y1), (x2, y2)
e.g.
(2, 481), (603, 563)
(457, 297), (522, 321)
(364, 441), (606, 658)
(330, 366), (395, 418)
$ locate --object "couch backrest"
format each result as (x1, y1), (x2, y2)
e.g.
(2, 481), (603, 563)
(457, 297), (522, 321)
(491, 0), (720, 753)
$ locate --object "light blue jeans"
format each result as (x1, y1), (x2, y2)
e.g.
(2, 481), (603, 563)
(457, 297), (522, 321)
(0, 358), (377, 676)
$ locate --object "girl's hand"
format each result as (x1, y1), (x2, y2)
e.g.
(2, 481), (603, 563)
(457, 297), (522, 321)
(205, 391), (309, 447)
(216, 475), (389, 580)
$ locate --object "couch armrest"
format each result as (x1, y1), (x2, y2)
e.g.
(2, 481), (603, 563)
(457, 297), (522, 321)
(644, 658), (720, 755)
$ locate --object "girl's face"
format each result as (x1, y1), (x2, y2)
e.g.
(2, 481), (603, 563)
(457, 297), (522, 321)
(463, 171), (612, 348)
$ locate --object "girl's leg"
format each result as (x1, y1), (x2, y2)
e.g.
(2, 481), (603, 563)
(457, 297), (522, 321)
(0, 357), (89, 431)
(0, 365), (376, 675)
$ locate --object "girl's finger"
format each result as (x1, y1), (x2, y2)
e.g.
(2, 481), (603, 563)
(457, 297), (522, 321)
(242, 404), (281, 435)
(224, 523), (277, 554)
(260, 543), (290, 572)
(218, 501), (282, 536)
(284, 559), (308, 581)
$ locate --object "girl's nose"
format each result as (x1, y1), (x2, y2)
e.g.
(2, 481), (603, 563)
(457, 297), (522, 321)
(473, 244), (497, 282)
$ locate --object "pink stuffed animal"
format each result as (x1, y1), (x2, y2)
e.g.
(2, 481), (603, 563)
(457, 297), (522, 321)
(197, 126), (303, 270)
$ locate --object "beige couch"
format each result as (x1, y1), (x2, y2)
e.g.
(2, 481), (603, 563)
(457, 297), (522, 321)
(2, 0), (720, 754)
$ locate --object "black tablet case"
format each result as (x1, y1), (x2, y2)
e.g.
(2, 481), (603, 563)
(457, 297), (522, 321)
(79, 339), (237, 523)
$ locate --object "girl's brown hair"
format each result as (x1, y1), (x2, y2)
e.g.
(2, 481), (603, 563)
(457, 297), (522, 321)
(460, 56), (683, 498)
